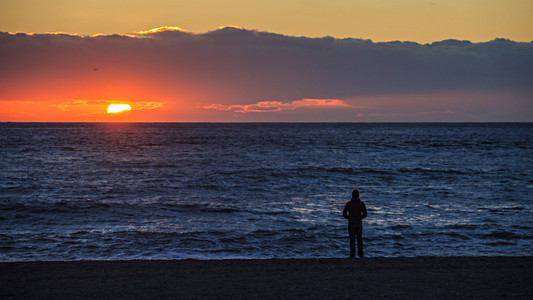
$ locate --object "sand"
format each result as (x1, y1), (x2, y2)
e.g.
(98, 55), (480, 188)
(1, 257), (532, 299)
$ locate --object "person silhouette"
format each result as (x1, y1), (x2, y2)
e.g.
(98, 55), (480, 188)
(343, 190), (368, 258)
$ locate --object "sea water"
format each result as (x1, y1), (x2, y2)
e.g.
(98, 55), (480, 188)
(1, 123), (531, 261)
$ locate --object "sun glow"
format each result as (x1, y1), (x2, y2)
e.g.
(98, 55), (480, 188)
(107, 104), (132, 114)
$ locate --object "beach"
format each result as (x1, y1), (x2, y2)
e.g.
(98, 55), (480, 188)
(1, 256), (532, 299)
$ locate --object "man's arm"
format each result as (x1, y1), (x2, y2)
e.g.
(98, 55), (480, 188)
(342, 203), (349, 219)
(361, 202), (368, 219)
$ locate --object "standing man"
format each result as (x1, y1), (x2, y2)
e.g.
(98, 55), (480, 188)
(343, 190), (368, 258)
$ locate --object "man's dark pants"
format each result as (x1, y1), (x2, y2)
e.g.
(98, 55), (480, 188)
(348, 222), (363, 257)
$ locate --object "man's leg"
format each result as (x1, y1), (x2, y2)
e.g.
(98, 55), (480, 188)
(356, 226), (363, 258)
(348, 223), (356, 257)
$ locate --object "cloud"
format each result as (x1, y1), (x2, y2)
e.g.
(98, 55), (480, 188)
(0, 27), (532, 121)
(203, 99), (352, 113)
(133, 101), (167, 110)
(136, 26), (189, 35)
(135, 26), (190, 38)
(52, 100), (84, 111)
(52, 100), (166, 112)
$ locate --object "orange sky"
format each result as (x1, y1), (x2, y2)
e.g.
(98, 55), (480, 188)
(1, 1), (532, 122)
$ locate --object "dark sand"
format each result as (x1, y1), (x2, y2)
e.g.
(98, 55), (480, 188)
(1, 257), (532, 299)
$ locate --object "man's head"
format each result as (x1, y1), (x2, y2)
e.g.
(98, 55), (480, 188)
(352, 190), (360, 200)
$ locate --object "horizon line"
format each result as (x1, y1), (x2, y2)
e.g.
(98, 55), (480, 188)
(1, 121), (532, 124)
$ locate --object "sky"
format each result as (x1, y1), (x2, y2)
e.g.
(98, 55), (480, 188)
(1, 0), (532, 122)
(2, 0), (533, 43)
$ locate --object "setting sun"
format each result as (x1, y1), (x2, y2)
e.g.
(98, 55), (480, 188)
(107, 104), (132, 114)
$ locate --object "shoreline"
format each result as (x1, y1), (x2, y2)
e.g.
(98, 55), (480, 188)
(2, 256), (532, 299)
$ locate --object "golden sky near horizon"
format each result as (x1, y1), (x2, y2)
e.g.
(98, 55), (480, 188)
(1, 0), (532, 43)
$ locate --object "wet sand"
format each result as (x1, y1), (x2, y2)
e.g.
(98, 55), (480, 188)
(1, 257), (532, 299)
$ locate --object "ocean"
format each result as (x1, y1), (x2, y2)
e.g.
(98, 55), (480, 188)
(1, 123), (531, 261)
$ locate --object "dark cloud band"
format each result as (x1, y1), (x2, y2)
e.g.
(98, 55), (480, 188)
(1, 27), (532, 121)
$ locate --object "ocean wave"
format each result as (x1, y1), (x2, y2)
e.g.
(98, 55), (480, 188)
(165, 203), (242, 213)
(389, 224), (412, 231)
(476, 231), (524, 240)
(0, 200), (115, 215)
(398, 167), (468, 175)
(444, 232), (471, 240)
(282, 166), (482, 177)
(484, 241), (517, 246)
(439, 224), (481, 230)
(511, 225), (532, 230)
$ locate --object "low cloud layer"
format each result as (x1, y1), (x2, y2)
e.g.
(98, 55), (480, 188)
(204, 99), (352, 113)
(1, 26), (532, 121)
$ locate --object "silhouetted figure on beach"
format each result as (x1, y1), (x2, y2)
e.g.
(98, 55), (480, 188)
(343, 190), (367, 258)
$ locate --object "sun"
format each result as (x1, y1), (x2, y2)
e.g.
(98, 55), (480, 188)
(107, 104), (132, 114)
